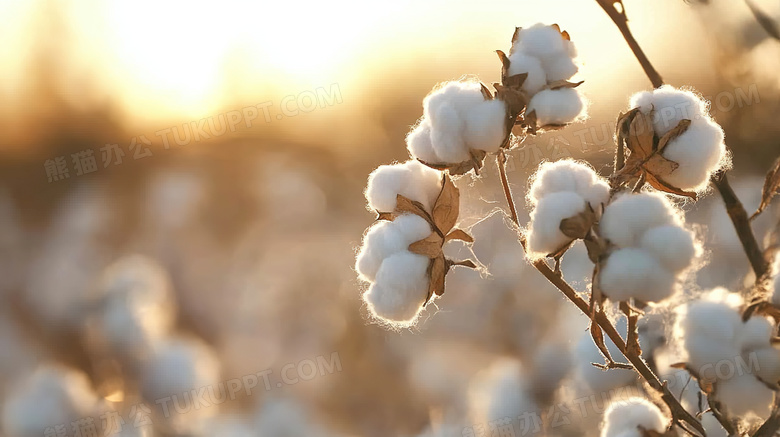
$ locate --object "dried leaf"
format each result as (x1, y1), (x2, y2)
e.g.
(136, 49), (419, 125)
(479, 83), (493, 100)
(376, 212), (394, 221)
(590, 318), (615, 364)
(448, 258), (477, 269)
(511, 27), (521, 47)
(546, 80), (584, 90)
(428, 256), (447, 300)
(559, 203), (597, 240)
(432, 174), (460, 234)
(752, 156), (780, 220)
(445, 229), (474, 243)
(417, 150), (486, 176)
(622, 301), (643, 357)
(656, 119), (691, 152)
(561, 30), (570, 40)
(645, 171), (697, 200)
(627, 110), (654, 158)
(408, 233), (444, 258)
(643, 154), (679, 178)
(584, 238), (606, 264)
(503, 73), (528, 91)
(496, 50), (511, 72)
(396, 194), (429, 218)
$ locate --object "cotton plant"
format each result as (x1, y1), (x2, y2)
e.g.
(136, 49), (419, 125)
(356, 11), (780, 437)
(406, 24), (586, 175)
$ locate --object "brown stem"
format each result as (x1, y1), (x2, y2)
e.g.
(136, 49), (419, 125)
(753, 397), (780, 437)
(497, 156), (705, 435)
(497, 151), (520, 226)
(594, 0), (664, 89)
(711, 170), (770, 279)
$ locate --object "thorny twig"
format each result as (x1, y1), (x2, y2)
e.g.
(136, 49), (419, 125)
(497, 157), (706, 436)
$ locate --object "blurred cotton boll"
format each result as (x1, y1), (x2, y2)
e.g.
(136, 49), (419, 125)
(469, 359), (538, 430)
(88, 255), (176, 363)
(600, 397), (669, 437)
(255, 397), (333, 437)
(139, 336), (220, 433)
(2, 365), (101, 437)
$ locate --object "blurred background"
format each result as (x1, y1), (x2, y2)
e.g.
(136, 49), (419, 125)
(1, 0), (780, 436)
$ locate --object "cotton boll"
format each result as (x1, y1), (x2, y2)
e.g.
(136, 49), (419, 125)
(403, 160), (445, 211)
(662, 119), (726, 191)
(2, 366), (100, 437)
(600, 248), (676, 302)
(407, 122), (441, 164)
(430, 102), (471, 163)
(542, 54), (578, 82)
(526, 88), (585, 126)
(739, 316), (773, 351)
(526, 191), (586, 257)
(355, 215), (431, 282)
(600, 193), (679, 248)
(463, 99), (507, 153)
(469, 359), (538, 425)
(513, 23), (566, 60)
(601, 397), (669, 437)
(507, 52), (547, 95)
(528, 159), (602, 205)
(365, 161), (442, 213)
(640, 225), (697, 273)
(366, 164), (411, 212)
(629, 85), (708, 136)
(364, 251), (429, 324)
(753, 347), (780, 384)
(676, 296), (744, 370)
(716, 372), (773, 418)
(140, 336), (220, 432)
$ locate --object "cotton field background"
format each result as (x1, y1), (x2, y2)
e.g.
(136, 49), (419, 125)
(2, 0), (780, 436)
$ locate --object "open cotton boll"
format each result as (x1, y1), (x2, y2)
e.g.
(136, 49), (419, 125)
(507, 51), (547, 95)
(629, 86), (709, 136)
(469, 359), (538, 425)
(716, 372), (773, 418)
(365, 161), (442, 213)
(542, 54), (578, 82)
(527, 191), (587, 257)
(430, 103), (471, 163)
(675, 294), (744, 371)
(355, 214), (431, 282)
(600, 192), (679, 248)
(601, 398), (669, 437)
(662, 119), (726, 191)
(512, 23), (567, 60)
(526, 88), (585, 126)
(140, 336), (220, 432)
(528, 159), (605, 205)
(406, 122), (441, 164)
(639, 225), (697, 273)
(363, 251), (429, 324)
(2, 366), (100, 437)
(463, 98), (508, 153)
(600, 248), (676, 302)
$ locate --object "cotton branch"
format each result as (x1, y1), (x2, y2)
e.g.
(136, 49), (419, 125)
(594, 0), (663, 89)
(496, 157), (705, 436)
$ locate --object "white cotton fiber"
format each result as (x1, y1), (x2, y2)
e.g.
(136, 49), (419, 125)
(716, 372), (773, 418)
(526, 88), (585, 126)
(676, 296), (742, 371)
(628, 85), (728, 191)
(601, 397), (669, 437)
(600, 193), (679, 248)
(512, 24), (567, 60)
(639, 225), (697, 273)
(507, 51), (547, 95)
(140, 336), (220, 406)
(542, 54), (578, 82)
(753, 347), (780, 384)
(738, 316), (773, 351)
(662, 119), (726, 191)
(526, 191), (587, 257)
(365, 160), (442, 213)
(406, 122), (440, 164)
(469, 359), (538, 425)
(599, 248), (676, 302)
(363, 251), (429, 324)
(355, 214), (431, 282)
(406, 81), (508, 165)
(2, 366), (100, 437)
(528, 159), (606, 206)
(629, 86), (708, 136)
